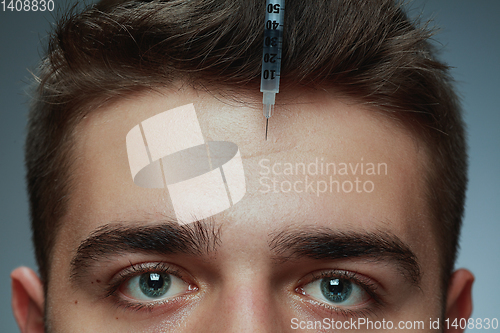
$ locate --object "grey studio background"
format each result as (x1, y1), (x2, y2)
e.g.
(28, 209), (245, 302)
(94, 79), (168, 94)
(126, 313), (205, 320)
(1, 0), (499, 331)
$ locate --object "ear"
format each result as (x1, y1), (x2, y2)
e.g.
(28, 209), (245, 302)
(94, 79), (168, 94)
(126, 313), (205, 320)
(11, 267), (45, 333)
(444, 268), (474, 333)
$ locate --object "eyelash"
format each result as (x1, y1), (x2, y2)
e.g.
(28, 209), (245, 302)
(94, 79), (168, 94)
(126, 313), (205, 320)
(104, 265), (384, 317)
(296, 270), (384, 318)
(104, 262), (197, 312)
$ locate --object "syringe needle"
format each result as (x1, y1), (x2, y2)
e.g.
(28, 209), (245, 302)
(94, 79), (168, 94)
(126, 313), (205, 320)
(265, 118), (269, 140)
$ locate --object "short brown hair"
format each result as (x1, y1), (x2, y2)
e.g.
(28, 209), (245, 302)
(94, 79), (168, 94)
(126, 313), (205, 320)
(26, 0), (467, 292)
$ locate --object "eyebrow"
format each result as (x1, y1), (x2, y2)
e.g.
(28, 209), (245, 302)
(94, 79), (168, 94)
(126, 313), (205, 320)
(269, 227), (421, 286)
(71, 221), (421, 286)
(70, 219), (221, 280)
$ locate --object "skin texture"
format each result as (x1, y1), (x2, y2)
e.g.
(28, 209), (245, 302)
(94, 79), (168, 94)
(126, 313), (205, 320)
(12, 85), (474, 332)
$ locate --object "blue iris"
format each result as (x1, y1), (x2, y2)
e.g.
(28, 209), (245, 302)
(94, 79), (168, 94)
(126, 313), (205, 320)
(139, 273), (171, 298)
(320, 278), (353, 303)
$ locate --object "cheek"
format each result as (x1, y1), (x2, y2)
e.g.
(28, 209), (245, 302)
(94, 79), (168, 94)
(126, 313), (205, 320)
(395, 295), (444, 326)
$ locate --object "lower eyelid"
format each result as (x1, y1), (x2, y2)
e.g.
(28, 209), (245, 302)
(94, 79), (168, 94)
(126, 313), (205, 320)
(111, 291), (193, 313)
(297, 286), (381, 320)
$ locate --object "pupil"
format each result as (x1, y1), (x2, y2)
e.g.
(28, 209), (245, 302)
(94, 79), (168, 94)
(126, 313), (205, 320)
(139, 273), (171, 298)
(320, 278), (352, 303)
(147, 273), (163, 290)
(328, 279), (342, 294)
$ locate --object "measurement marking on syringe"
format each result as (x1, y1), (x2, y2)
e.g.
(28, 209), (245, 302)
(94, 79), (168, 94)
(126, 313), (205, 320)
(261, 0), (285, 140)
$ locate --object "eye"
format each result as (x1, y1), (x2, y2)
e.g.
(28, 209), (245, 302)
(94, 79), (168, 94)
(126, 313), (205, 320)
(120, 272), (189, 301)
(300, 272), (373, 308)
(110, 263), (197, 306)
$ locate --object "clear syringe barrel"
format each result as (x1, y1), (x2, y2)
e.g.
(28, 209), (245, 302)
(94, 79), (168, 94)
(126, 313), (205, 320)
(260, 0), (284, 118)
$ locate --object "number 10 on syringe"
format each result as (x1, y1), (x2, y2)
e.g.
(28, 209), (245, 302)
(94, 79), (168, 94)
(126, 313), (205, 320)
(260, 0), (284, 140)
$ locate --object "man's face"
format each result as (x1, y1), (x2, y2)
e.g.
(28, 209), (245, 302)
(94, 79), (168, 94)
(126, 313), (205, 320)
(46, 86), (442, 332)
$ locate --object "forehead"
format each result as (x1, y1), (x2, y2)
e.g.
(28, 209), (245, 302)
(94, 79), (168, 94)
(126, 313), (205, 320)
(64, 86), (433, 251)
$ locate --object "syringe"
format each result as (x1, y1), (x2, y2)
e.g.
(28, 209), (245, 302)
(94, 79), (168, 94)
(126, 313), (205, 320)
(260, 0), (284, 140)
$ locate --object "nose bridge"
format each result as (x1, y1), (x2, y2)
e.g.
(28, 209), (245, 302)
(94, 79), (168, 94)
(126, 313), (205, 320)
(205, 271), (282, 333)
